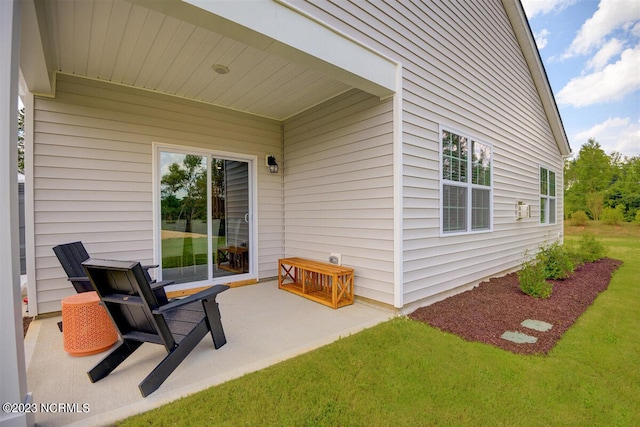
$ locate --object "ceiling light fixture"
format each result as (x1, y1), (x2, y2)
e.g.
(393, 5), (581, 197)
(212, 64), (230, 75)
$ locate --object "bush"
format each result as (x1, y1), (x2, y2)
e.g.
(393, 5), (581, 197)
(536, 241), (574, 280)
(569, 210), (589, 226)
(575, 233), (607, 263)
(518, 258), (552, 298)
(601, 206), (625, 225)
(635, 211), (640, 225)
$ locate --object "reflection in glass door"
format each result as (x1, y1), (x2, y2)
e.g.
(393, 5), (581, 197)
(159, 151), (251, 285)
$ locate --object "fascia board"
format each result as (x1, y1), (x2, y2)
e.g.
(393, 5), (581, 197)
(502, 0), (571, 156)
(19, 0), (54, 96)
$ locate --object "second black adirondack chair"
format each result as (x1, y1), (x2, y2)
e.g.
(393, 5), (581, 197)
(53, 241), (169, 331)
(52, 241), (95, 293)
(52, 241), (162, 295)
(82, 258), (229, 397)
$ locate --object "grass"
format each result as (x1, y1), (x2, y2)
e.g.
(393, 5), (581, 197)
(119, 222), (640, 426)
(162, 236), (226, 267)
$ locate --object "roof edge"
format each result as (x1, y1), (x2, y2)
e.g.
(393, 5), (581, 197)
(502, 0), (571, 156)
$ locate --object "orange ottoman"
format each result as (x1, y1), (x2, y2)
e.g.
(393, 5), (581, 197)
(61, 291), (118, 356)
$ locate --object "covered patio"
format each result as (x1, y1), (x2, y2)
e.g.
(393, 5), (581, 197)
(25, 280), (392, 427)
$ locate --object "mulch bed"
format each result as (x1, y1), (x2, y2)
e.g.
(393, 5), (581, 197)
(409, 258), (622, 355)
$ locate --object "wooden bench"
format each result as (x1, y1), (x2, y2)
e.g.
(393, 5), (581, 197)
(278, 257), (354, 309)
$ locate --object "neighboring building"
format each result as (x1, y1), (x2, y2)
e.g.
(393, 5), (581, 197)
(18, 0), (569, 316)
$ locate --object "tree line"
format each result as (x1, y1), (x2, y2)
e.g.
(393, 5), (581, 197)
(564, 138), (640, 223)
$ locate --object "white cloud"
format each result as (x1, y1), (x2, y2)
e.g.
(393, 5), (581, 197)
(586, 38), (624, 71)
(564, 0), (640, 58)
(533, 29), (551, 49)
(572, 117), (640, 157)
(557, 46), (640, 107)
(522, 0), (576, 18)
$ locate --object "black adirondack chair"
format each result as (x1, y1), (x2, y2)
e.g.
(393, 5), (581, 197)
(53, 241), (162, 294)
(52, 241), (169, 331)
(52, 241), (95, 293)
(82, 258), (229, 397)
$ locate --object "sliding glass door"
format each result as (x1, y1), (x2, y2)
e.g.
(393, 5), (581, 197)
(158, 149), (252, 285)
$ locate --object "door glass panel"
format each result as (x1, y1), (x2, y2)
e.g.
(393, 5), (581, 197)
(216, 160), (250, 278)
(160, 152), (251, 284)
(160, 153), (208, 284)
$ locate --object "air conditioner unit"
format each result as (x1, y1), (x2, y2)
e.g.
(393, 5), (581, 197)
(516, 203), (530, 220)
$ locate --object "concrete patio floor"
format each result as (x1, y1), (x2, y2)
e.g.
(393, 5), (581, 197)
(24, 280), (394, 427)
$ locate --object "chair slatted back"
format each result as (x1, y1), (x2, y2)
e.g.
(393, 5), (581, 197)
(52, 241), (93, 293)
(83, 259), (176, 351)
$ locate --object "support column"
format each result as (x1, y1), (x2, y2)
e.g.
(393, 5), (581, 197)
(0, 0), (33, 426)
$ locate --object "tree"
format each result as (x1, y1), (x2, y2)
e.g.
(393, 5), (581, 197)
(565, 138), (639, 223)
(160, 155), (207, 233)
(606, 156), (640, 221)
(585, 192), (604, 221)
(564, 139), (613, 218)
(18, 107), (24, 174)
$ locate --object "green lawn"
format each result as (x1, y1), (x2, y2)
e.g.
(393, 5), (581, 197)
(119, 222), (640, 426)
(162, 236), (226, 267)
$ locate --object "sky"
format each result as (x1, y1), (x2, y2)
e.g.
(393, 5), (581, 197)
(522, 0), (640, 159)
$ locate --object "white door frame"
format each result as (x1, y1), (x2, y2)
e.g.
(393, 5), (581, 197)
(153, 142), (258, 291)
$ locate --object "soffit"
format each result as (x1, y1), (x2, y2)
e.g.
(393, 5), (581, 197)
(34, 0), (373, 121)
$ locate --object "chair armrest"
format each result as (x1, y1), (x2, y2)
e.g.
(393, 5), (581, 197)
(142, 264), (159, 270)
(152, 285), (229, 314)
(149, 280), (174, 291)
(67, 276), (88, 282)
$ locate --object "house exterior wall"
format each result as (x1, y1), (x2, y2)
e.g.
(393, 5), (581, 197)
(32, 74), (282, 314)
(295, 0), (565, 308)
(283, 90), (396, 305)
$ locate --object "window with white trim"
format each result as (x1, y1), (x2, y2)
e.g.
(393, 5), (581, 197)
(441, 128), (492, 234)
(540, 166), (556, 225)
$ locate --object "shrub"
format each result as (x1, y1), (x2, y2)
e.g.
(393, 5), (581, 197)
(536, 241), (574, 280)
(569, 210), (589, 226)
(575, 233), (607, 263)
(601, 206), (625, 225)
(635, 211), (640, 225)
(518, 258), (552, 298)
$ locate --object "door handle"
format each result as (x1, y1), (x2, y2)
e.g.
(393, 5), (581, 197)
(244, 213), (249, 223)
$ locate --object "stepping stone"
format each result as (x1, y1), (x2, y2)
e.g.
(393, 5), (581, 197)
(521, 319), (553, 332)
(500, 331), (538, 344)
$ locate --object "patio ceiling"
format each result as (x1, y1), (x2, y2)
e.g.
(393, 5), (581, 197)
(21, 0), (397, 121)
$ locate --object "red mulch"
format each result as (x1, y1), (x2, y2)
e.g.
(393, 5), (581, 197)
(409, 258), (622, 355)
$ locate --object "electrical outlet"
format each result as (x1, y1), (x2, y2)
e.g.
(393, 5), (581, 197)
(329, 253), (341, 265)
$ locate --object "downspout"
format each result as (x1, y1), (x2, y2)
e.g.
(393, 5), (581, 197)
(393, 64), (403, 309)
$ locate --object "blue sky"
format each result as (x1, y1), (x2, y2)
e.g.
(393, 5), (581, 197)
(522, 0), (640, 159)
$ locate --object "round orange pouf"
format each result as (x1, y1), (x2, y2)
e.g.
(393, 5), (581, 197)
(61, 291), (118, 356)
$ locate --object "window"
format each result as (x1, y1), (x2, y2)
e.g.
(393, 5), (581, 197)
(540, 167), (556, 225)
(441, 128), (492, 234)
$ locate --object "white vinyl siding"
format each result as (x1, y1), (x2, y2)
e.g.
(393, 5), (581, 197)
(283, 90), (395, 305)
(295, 0), (565, 307)
(32, 74), (282, 314)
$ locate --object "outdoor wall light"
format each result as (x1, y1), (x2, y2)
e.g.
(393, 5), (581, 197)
(266, 155), (279, 173)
